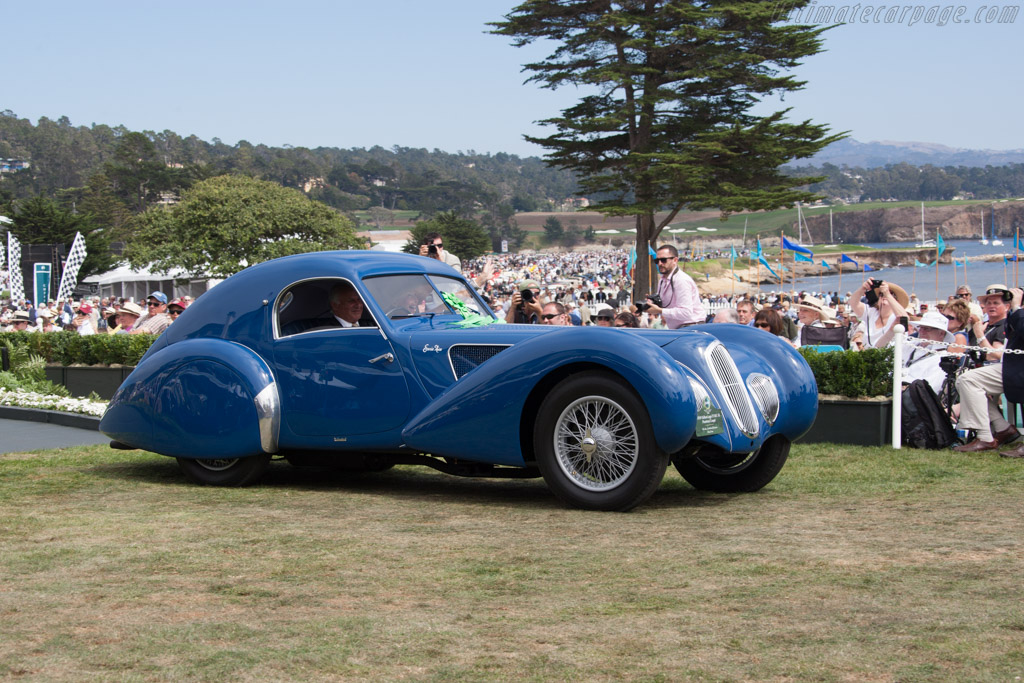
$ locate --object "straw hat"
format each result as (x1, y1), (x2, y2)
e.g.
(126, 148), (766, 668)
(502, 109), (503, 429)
(797, 295), (835, 322)
(869, 281), (909, 309)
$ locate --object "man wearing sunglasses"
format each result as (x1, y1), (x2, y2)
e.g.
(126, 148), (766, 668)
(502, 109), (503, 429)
(642, 245), (703, 329)
(540, 302), (570, 326)
(130, 291), (171, 335)
(418, 232), (462, 273)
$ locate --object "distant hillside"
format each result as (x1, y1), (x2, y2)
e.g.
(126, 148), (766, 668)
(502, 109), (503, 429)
(808, 138), (1024, 168)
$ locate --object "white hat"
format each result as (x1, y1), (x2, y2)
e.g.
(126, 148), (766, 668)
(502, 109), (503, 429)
(914, 310), (954, 344)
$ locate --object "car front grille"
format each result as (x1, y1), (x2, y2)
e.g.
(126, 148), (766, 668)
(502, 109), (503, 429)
(449, 344), (510, 379)
(705, 341), (759, 437)
(746, 373), (779, 425)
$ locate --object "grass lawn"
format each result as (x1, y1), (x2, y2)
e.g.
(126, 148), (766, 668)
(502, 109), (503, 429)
(3, 443), (1024, 680)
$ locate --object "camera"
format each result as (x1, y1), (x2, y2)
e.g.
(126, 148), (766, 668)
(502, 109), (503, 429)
(521, 288), (535, 303)
(938, 354), (962, 375)
(864, 279), (883, 307)
(636, 294), (662, 313)
(427, 244), (438, 255)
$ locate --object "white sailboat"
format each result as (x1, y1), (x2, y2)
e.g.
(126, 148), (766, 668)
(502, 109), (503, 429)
(980, 209), (988, 245)
(796, 205), (813, 247)
(991, 206), (1003, 246)
(915, 202), (936, 248)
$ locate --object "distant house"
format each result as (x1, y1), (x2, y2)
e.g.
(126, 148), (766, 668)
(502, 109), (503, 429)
(0, 159), (30, 173)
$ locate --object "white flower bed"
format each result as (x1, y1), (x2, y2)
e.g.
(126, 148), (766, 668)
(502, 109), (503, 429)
(0, 389), (108, 417)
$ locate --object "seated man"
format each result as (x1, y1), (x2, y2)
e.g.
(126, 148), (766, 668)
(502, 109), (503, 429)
(326, 281), (364, 328)
(954, 287), (1024, 454)
(902, 311), (955, 394)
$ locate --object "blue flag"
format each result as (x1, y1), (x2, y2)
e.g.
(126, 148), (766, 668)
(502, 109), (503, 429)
(915, 259), (929, 268)
(756, 239), (763, 259)
(937, 233), (946, 257)
(821, 260), (831, 269)
(730, 244), (738, 266)
(863, 264), (874, 272)
(648, 245), (658, 258)
(781, 235), (813, 256)
(758, 255), (779, 279)
(795, 252), (814, 263)
(627, 246), (637, 275)
(840, 254), (858, 266)
(1015, 234), (1024, 252)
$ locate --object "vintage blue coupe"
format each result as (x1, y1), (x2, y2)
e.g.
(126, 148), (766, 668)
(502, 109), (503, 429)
(100, 251), (817, 511)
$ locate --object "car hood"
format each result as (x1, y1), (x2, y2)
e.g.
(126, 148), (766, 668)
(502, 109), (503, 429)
(392, 318), (690, 398)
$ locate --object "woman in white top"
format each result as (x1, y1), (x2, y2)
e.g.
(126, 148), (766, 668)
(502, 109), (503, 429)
(850, 279), (909, 349)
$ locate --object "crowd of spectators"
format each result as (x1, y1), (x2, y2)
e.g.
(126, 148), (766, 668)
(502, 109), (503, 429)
(1, 291), (190, 336)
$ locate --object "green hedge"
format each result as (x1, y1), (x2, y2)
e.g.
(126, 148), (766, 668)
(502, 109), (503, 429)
(0, 331), (156, 366)
(799, 346), (894, 398)
(1, 330), (894, 398)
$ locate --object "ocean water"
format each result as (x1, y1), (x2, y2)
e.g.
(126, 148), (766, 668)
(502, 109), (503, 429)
(780, 240), (1024, 304)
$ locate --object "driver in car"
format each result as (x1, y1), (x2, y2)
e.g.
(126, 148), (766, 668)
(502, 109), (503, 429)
(329, 282), (364, 327)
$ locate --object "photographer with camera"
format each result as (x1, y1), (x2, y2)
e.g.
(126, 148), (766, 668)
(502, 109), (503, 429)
(850, 278), (909, 349)
(505, 279), (543, 324)
(418, 232), (462, 273)
(953, 286), (1024, 454)
(641, 245), (704, 329)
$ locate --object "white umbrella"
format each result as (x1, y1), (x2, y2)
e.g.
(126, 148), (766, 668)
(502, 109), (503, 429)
(696, 227), (717, 232)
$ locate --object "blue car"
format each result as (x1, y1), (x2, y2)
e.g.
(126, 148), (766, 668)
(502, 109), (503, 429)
(100, 251), (817, 511)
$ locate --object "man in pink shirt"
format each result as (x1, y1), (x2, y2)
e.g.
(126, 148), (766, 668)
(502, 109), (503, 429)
(644, 245), (704, 328)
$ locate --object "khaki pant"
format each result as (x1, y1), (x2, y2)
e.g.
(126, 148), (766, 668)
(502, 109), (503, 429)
(955, 363), (1011, 442)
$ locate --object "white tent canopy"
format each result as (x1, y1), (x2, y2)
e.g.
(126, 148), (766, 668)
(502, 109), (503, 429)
(81, 264), (220, 302)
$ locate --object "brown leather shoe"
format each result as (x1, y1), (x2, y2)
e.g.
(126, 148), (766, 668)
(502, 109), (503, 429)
(954, 438), (999, 453)
(1000, 444), (1024, 458)
(994, 426), (1021, 445)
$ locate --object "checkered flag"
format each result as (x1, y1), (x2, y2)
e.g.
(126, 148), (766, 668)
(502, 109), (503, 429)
(57, 232), (87, 303)
(8, 231), (24, 302)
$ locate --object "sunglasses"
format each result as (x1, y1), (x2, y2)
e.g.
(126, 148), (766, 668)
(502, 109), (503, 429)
(542, 313), (559, 320)
(169, 308), (184, 315)
(613, 323), (627, 327)
(655, 257), (675, 263)
(957, 293), (970, 298)
(943, 314), (956, 321)
(755, 322), (771, 329)
(147, 301), (162, 307)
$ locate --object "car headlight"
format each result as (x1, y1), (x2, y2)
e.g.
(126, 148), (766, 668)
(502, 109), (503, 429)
(746, 373), (780, 426)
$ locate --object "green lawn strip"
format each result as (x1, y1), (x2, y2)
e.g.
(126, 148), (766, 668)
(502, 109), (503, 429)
(2, 444), (1023, 680)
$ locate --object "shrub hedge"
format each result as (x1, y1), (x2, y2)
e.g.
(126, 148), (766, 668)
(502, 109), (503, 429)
(798, 346), (894, 398)
(0, 331), (156, 367)
(1, 331), (893, 399)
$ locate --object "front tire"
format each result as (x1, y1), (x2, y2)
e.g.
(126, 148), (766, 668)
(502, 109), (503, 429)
(673, 435), (790, 493)
(176, 454), (272, 486)
(534, 372), (667, 511)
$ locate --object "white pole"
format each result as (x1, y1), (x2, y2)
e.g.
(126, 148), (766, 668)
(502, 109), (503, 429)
(891, 324), (905, 449)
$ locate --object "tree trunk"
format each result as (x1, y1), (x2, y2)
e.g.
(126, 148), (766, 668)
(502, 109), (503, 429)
(632, 212), (658, 302)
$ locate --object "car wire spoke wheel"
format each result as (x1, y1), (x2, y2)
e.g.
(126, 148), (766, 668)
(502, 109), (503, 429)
(176, 454), (271, 486)
(673, 435), (790, 493)
(554, 396), (639, 491)
(194, 458), (241, 472)
(534, 371), (667, 511)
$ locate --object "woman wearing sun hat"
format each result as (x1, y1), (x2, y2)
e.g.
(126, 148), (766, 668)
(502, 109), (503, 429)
(850, 278), (909, 349)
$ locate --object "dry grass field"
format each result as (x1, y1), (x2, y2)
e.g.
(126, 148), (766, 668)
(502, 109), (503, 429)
(2, 443), (1024, 681)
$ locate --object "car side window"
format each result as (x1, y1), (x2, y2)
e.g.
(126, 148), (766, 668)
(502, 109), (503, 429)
(276, 278), (375, 337)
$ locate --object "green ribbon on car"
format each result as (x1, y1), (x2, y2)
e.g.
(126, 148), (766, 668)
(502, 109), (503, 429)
(440, 292), (505, 328)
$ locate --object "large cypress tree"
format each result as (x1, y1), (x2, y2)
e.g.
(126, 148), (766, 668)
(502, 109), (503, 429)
(491, 0), (843, 296)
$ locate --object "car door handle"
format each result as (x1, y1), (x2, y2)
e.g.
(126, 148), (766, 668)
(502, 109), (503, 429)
(369, 352), (394, 364)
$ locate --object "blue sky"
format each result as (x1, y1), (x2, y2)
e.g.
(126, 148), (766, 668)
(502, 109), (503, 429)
(3, 1), (1022, 157)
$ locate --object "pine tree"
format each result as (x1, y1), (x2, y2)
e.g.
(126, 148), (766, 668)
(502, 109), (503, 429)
(492, 0), (843, 296)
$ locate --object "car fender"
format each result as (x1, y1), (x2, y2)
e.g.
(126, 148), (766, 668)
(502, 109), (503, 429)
(674, 325), (819, 440)
(100, 339), (280, 459)
(401, 327), (697, 465)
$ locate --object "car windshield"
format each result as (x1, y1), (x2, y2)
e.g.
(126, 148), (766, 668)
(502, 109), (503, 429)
(363, 274), (489, 320)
